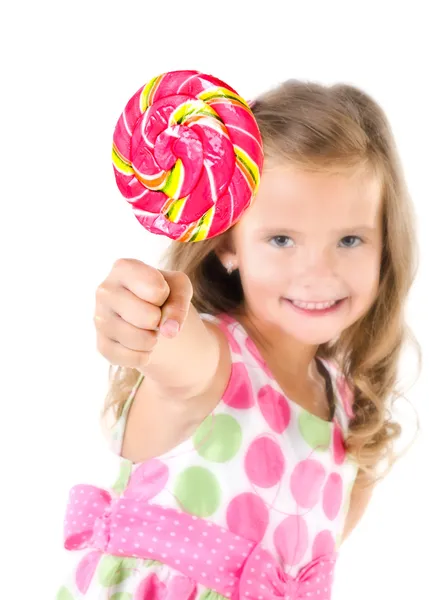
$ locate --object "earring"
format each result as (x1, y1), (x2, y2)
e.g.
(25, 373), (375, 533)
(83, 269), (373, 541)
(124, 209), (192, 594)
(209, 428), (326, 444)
(225, 260), (236, 274)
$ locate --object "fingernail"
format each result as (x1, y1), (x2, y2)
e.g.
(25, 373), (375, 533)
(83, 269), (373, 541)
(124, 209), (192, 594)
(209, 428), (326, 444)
(161, 319), (180, 337)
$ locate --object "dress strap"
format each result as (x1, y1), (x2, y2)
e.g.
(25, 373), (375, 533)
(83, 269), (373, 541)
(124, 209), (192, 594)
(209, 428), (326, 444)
(315, 358), (336, 422)
(319, 359), (355, 436)
(199, 312), (248, 357)
(103, 371), (144, 456)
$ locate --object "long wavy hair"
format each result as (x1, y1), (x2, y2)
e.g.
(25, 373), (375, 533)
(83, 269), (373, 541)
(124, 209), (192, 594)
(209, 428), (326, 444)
(104, 79), (420, 486)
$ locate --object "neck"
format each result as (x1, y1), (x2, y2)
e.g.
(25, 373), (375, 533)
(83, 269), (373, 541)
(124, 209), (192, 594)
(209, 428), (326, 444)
(235, 308), (319, 381)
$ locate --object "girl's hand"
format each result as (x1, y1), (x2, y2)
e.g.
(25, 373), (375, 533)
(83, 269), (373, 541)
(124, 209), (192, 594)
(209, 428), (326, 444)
(94, 258), (193, 370)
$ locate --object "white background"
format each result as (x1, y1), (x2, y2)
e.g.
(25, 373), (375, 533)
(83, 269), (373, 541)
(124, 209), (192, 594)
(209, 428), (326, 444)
(2, 1), (428, 598)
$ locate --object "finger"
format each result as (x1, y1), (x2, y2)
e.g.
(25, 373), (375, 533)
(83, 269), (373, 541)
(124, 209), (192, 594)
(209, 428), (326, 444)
(111, 259), (170, 307)
(94, 308), (159, 353)
(96, 336), (152, 370)
(158, 270), (193, 337)
(96, 284), (162, 330)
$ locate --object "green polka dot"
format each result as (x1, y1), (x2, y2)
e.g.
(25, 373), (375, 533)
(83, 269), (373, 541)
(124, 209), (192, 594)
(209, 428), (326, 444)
(175, 466), (221, 517)
(112, 459), (132, 495)
(144, 559), (163, 568)
(98, 556), (136, 587)
(199, 591), (230, 600)
(193, 414), (242, 462)
(56, 588), (74, 600)
(298, 411), (331, 450)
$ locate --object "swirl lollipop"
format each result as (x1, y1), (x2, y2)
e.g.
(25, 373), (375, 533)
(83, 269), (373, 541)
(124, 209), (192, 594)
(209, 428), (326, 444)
(112, 70), (264, 242)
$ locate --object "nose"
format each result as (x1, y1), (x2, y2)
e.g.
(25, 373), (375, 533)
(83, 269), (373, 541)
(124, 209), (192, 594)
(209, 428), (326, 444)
(298, 246), (335, 278)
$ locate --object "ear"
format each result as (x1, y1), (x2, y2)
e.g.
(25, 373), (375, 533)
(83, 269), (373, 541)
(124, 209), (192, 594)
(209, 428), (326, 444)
(217, 251), (238, 274)
(215, 231), (238, 273)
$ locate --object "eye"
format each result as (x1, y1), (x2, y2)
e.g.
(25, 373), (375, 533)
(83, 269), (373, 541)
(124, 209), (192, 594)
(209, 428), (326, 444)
(339, 235), (363, 248)
(269, 235), (294, 248)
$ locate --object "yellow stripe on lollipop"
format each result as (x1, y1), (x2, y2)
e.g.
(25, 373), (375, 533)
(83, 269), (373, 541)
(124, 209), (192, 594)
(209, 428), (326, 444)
(170, 100), (221, 126)
(234, 146), (261, 193)
(177, 206), (215, 243)
(162, 159), (185, 199)
(112, 144), (134, 175)
(190, 205), (215, 242)
(199, 87), (250, 110)
(140, 74), (164, 112)
(164, 196), (187, 223)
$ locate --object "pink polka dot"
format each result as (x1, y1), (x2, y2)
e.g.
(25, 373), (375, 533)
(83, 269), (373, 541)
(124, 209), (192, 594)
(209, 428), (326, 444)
(245, 337), (271, 375)
(75, 551), (102, 594)
(312, 529), (336, 560)
(274, 516), (309, 566)
(223, 362), (254, 408)
(124, 460), (169, 501)
(257, 385), (291, 433)
(136, 572), (167, 600)
(226, 493), (269, 542)
(290, 459), (326, 509)
(245, 437), (285, 488)
(333, 424), (346, 465)
(323, 473), (343, 520)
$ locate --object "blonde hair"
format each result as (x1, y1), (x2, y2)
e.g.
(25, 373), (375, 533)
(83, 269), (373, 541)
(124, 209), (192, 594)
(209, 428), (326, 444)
(104, 79), (420, 485)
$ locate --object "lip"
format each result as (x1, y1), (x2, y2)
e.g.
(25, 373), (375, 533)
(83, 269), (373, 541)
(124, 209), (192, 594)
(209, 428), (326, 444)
(289, 299), (340, 304)
(283, 297), (348, 316)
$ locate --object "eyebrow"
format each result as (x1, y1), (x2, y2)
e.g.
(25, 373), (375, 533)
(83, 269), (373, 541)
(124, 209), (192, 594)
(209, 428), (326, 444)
(259, 226), (377, 235)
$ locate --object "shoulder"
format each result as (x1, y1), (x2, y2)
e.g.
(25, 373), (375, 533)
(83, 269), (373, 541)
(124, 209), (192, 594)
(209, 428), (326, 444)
(199, 312), (246, 356)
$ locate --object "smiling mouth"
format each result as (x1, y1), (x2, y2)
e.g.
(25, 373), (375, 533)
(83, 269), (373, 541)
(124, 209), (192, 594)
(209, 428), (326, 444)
(285, 298), (347, 311)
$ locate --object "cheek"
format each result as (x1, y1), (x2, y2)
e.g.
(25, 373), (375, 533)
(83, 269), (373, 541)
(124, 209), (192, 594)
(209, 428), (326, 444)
(237, 252), (283, 310)
(239, 245), (285, 287)
(346, 251), (381, 299)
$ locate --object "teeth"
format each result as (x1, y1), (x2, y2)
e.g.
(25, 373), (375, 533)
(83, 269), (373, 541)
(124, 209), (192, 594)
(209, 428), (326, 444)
(292, 299), (338, 310)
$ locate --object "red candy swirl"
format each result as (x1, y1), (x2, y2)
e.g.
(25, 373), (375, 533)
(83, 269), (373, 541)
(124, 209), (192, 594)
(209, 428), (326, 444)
(112, 70), (264, 241)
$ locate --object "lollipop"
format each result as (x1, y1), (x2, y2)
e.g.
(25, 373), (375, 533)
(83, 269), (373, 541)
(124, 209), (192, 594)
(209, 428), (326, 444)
(112, 70), (264, 242)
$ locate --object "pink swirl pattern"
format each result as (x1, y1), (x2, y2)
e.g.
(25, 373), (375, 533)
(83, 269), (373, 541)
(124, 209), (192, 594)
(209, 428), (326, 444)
(112, 70), (264, 241)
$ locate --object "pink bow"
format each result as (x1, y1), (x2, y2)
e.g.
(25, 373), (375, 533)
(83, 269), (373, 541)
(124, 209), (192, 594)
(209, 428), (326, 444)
(238, 546), (336, 600)
(64, 485), (198, 598)
(64, 484), (113, 551)
(64, 485), (337, 600)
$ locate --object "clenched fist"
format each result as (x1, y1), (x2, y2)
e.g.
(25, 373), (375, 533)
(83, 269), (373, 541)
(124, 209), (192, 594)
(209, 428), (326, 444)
(94, 258), (193, 370)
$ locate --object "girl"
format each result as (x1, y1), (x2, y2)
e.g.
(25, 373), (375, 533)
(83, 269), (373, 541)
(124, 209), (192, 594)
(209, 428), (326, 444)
(57, 79), (418, 599)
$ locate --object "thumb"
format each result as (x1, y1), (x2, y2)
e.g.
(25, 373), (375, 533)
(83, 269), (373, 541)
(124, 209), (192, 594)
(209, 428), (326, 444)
(158, 270), (193, 338)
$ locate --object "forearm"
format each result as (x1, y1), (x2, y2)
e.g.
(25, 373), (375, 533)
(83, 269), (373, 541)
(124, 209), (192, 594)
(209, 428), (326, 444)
(142, 305), (221, 398)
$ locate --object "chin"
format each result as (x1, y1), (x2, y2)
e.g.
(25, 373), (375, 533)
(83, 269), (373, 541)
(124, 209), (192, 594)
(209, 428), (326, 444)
(289, 330), (339, 346)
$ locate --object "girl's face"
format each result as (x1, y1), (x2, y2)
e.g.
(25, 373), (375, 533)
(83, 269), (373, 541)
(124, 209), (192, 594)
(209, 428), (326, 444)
(225, 164), (383, 345)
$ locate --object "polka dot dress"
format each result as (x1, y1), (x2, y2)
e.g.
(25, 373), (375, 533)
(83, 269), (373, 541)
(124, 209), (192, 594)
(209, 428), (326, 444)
(57, 314), (358, 600)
